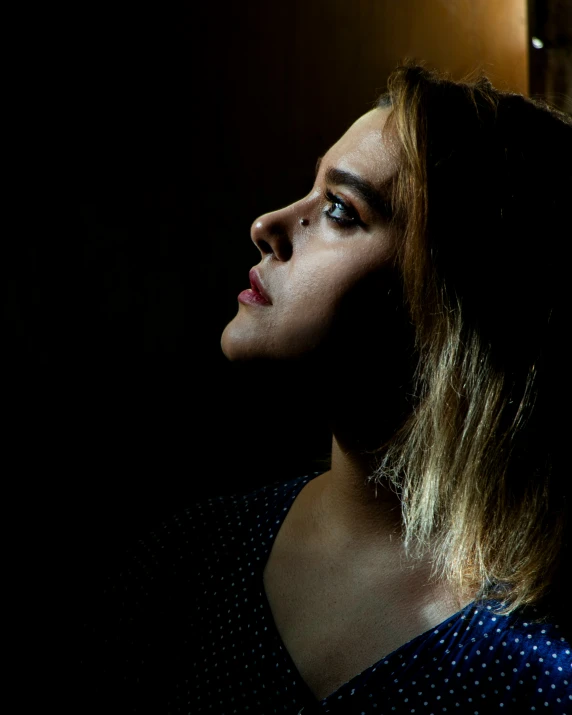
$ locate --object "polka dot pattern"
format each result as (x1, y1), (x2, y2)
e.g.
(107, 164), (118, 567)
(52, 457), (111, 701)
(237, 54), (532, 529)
(78, 471), (571, 714)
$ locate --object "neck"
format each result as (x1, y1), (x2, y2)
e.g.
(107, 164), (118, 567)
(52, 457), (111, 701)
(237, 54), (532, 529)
(278, 312), (414, 547)
(319, 434), (402, 542)
(305, 356), (409, 547)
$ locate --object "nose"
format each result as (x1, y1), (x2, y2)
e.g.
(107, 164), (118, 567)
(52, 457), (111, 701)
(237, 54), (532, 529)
(250, 202), (301, 262)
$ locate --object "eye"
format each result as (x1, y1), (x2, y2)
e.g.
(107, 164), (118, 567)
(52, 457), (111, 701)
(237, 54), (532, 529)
(322, 190), (361, 228)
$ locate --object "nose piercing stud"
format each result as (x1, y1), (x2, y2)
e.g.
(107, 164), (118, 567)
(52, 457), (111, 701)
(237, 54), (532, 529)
(300, 218), (309, 226)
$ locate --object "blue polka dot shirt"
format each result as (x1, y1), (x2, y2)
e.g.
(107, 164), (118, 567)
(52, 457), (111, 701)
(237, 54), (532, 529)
(78, 470), (571, 713)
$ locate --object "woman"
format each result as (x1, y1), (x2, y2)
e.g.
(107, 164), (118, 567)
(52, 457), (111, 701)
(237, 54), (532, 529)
(78, 61), (571, 713)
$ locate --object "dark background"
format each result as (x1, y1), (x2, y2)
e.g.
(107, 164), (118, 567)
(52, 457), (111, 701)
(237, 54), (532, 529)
(4, 1), (570, 638)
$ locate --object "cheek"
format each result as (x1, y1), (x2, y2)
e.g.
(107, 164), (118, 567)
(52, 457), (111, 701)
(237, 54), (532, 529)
(286, 246), (389, 318)
(274, 272), (376, 358)
(271, 296), (339, 357)
(288, 249), (369, 307)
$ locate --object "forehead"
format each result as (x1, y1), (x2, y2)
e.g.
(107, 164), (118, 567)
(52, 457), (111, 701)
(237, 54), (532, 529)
(323, 107), (399, 185)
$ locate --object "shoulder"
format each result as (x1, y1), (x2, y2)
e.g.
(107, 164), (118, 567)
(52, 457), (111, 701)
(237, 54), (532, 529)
(464, 602), (571, 700)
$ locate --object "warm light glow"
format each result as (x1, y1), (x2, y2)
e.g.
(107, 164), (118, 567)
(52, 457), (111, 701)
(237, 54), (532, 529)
(532, 37), (544, 49)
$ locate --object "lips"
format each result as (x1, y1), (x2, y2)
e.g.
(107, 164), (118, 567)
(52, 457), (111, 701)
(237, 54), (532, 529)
(249, 269), (272, 304)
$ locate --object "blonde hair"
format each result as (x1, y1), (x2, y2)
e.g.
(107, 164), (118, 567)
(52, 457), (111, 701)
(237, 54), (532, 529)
(364, 60), (572, 615)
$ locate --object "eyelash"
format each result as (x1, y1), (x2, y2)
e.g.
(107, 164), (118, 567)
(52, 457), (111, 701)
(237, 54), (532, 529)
(322, 189), (361, 228)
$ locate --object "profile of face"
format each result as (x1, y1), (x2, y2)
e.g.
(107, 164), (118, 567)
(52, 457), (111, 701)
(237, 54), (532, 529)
(221, 107), (406, 377)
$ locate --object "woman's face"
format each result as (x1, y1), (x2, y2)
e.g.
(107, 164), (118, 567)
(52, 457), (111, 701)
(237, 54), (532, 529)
(221, 107), (402, 365)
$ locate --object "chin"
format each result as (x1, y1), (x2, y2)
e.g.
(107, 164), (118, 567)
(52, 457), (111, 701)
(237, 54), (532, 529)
(220, 322), (244, 361)
(220, 311), (331, 364)
(220, 320), (271, 362)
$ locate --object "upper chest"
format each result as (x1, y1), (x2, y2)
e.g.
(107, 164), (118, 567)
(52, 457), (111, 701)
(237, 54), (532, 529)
(262, 512), (464, 702)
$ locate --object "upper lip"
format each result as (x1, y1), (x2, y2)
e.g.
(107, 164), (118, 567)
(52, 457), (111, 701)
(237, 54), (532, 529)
(249, 268), (272, 303)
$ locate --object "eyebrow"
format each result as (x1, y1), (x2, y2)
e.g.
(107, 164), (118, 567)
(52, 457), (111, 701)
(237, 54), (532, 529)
(315, 155), (394, 218)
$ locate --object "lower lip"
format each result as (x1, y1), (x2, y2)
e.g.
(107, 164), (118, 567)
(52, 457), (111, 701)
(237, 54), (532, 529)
(238, 288), (271, 306)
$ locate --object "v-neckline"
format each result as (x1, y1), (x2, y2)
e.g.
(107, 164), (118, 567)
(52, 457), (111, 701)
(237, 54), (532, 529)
(258, 472), (476, 703)
(259, 573), (475, 703)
